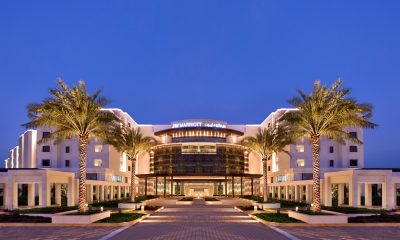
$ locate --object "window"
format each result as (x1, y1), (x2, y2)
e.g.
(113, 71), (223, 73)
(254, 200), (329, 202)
(301, 173), (313, 180)
(296, 159), (305, 167)
(41, 159), (50, 167)
(349, 159), (358, 167)
(65, 160), (70, 167)
(42, 132), (50, 138)
(349, 146), (358, 152)
(42, 145), (51, 152)
(86, 173), (98, 180)
(267, 166), (271, 171)
(270, 177), (274, 183)
(125, 177), (128, 183)
(94, 145), (103, 153)
(65, 146), (70, 153)
(329, 146), (334, 153)
(128, 166), (131, 171)
(94, 159), (103, 167)
(329, 160), (334, 167)
(296, 145), (305, 153)
(349, 132), (358, 139)
(276, 175), (286, 183)
(113, 175), (123, 182)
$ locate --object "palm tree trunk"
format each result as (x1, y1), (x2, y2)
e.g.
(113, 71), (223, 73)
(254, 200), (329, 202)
(311, 135), (321, 212)
(130, 158), (136, 202)
(78, 135), (88, 213)
(262, 157), (268, 202)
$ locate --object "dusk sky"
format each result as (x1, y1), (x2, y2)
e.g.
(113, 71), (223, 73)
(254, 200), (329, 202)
(0, 1), (399, 167)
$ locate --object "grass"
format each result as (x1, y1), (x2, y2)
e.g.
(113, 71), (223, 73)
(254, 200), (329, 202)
(96, 213), (145, 223)
(205, 197), (220, 201)
(349, 214), (400, 223)
(296, 210), (333, 215)
(67, 210), (103, 215)
(253, 212), (302, 223)
(143, 205), (162, 211)
(179, 197), (193, 201)
(236, 205), (256, 211)
(0, 214), (51, 223)
(12, 206), (77, 214)
(322, 206), (388, 214)
(90, 196), (156, 208)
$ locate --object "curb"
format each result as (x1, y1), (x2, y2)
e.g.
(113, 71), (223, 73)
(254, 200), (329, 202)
(233, 207), (400, 227)
(0, 206), (165, 227)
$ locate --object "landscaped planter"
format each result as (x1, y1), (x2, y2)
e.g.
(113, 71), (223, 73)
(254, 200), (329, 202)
(176, 201), (193, 205)
(51, 211), (111, 224)
(254, 202), (281, 209)
(288, 210), (348, 224)
(205, 201), (222, 205)
(23, 209), (77, 218)
(118, 202), (143, 210)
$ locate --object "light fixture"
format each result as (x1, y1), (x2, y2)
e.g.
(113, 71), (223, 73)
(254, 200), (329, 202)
(295, 206), (299, 212)
(100, 206), (104, 212)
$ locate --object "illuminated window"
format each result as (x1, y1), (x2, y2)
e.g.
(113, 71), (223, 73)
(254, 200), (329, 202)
(296, 159), (305, 167)
(296, 145), (305, 152)
(94, 145), (103, 153)
(94, 159), (103, 167)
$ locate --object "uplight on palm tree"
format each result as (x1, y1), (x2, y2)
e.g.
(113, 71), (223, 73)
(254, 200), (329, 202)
(282, 80), (377, 212)
(23, 80), (118, 212)
(242, 124), (294, 202)
(105, 123), (156, 203)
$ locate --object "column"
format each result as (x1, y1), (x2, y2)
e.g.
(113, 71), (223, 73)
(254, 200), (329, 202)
(365, 183), (372, 206)
(232, 176), (235, 197)
(163, 176), (166, 198)
(251, 177), (254, 196)
(89, 184), (94, 203)
(271, 186), (275, 199)
(225, 176), (228, 197)
(40, 181), (51, 207)
(28, 183), (36, 206)
(117, 186), (121, 199)
(99, 185), (104, 201)
(324, 177), (332, 207)
(240, 176), (243, 197)
(110, 186), (114, 200)
(277, 186), (281, 200)
(294, 185), (299, 202)
(67, 177), (75, 207)
(305, 185), (310, 203)
(349, 174), (360, 207)
(145, 177), (148, 196)
(382, 175), (396, 210)
(55, 183), (62, 205)
(170, 176), (174, 197)
(155, 177), (158, 197)
(285, 185), (289, 200)
(338, 184), (344, 206)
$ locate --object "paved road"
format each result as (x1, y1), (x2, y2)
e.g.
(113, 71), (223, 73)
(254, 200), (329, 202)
(109, 198), (290, 240)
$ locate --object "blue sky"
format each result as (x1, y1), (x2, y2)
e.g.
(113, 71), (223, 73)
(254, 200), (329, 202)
(0, 1), (399, 167)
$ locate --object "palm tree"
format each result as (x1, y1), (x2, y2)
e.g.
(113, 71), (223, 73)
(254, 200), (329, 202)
(242, 123), (294, 202)
(105, 123), (156, 203)
(23, 80), (118, 212)
(282, 80), (377, 212)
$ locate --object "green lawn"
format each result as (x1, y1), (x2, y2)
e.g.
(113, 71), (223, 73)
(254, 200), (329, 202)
(96, 213), (145, 223)
(253, 213), (301, 223)
(12, 206), (77, 214)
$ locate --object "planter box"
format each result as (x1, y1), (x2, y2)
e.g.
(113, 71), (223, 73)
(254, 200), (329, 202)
(288, 210), (348, 224)
(118, 203), (143, 210)
(176, 201), (193, 205)
(52, 211), (111, 224)
(23, 210), (77, 218)
(253, 203), (281, 209)
(205, 201), (222, 205)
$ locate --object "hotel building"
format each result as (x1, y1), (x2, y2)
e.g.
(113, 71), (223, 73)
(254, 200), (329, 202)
(1, 108), (399, 210)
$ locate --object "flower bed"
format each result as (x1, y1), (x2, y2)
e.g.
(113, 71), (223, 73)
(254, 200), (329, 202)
(322, 206), (387, 214)
(253, 212), (302, 223)
(0, 214), (51, 223)
(176, 197), (193, 205)
(12, 206), (77, 214)
(96, 213), (145, 223)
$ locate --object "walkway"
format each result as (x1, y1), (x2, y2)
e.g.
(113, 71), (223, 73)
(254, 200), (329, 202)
(107, 198), (290, 240)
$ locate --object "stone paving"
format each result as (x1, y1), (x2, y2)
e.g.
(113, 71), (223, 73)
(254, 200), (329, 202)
(110, 197), (289, 240)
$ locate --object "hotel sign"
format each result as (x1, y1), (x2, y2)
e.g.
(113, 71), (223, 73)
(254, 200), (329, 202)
(171, 119), (227, 129)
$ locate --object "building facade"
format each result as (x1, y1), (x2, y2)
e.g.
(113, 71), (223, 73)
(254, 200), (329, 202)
(1, 108), (399, 210)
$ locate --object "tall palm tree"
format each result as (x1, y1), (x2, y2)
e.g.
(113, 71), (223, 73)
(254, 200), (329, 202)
(282, 80), (377, 212)
(105, 123), (156, 203)
(242, 124), (294, 202)
(23, 80), (118, 212)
